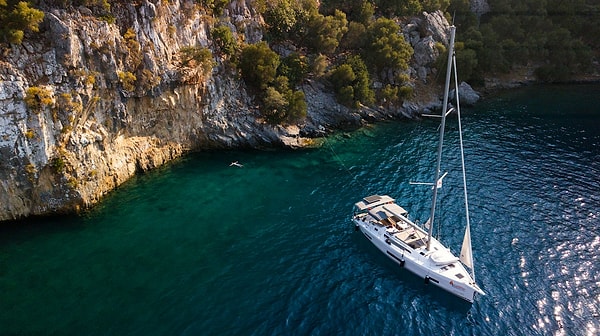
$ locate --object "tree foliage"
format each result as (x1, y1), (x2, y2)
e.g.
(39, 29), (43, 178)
(239, 41), (280, 89)
(329, 55), (374, 107)
(238, 42), (307, 123)
(211, 24), (237, 56)
(197, 0), (230, 16)
(364, 17), (413, 72)
(278, 52), (309, 87)
(179, 46), (215, 76)
(320, 0), (373, 25)
(304, 9), (348, 54)
(262, 0), (298, 40)
(0, 1), (44, 44)
(458, 0), (598, 82)
(340, 21), (367, 50)
(262, 76), (306, 124)
(375, 0), (422, 16)
(260, 0), (316, 41)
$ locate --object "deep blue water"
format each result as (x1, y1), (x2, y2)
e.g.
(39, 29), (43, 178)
(1, 85), (599, 335)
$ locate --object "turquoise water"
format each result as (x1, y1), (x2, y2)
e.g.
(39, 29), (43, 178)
(1, 85), (599, 335)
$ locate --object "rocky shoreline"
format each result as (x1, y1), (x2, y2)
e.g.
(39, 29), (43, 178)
(0, 1), (597, 222)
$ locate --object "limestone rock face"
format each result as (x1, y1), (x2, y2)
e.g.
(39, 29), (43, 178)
(0, 3), (458, 221)
(403, 11), (450, 83)
(0, 0), (278, 221)
(421, 11), (451, 47)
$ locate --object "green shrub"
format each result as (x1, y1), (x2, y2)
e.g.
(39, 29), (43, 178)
(398, 85), (413, 99)
(454, 44), (478, 83)
(118, 71), (137, 92)
(261, 76), (307, 124)
(197, 0), (230, 16)
(329, 64), (355, 88)
(337, 85), (355, 107)
(81, 0), (110, 12)
(263, 86), (287, 122)
(364, 17), (413, 73)
(304, 9), (348, 54)
(24, 86), (53, 112)
(211, 25), (237, 56)
(379, 84), (399, 105)
(320, 0), (373, 24)
(311, 54), (329, 78)
(278, 52), (309, 86)
(262, 0), (298, 41)
(340, 21), (367, 50)
(375, 0), (422, 16)
(328, 56), (373, 107)
(52, 157), (66, 173)
(347, 55), (374, 105)
(239, 41), (280, 89)
(179, 46), (215, 76)
(286, 90), (307, 121)
(0, 1), (44, 44)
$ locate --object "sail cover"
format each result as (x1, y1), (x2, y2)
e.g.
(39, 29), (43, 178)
(459, 223), (473, 269)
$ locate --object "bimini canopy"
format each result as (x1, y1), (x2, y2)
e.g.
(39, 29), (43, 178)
(354, 195), (395, 211)
(367, 203), (408, 221)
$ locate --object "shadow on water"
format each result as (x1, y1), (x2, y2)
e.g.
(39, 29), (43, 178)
(0, 214), (84, 246)
(0, 155), (190, 246)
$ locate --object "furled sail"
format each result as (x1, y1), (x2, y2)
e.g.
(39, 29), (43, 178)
(459, 223), (473, 269)
(424, 217), (431, 230)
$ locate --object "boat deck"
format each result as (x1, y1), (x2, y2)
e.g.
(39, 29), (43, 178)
(393, 229), (427, 249)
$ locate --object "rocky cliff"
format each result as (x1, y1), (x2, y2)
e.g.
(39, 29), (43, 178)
(0, 1), (452, 221)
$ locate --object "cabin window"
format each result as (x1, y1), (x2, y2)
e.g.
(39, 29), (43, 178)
(455, 273), (464, 279)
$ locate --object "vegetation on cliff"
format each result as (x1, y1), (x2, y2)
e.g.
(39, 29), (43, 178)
(0, 0), (44, 44)
(3, 0), (600, 120)
(1, 0), (599, 221)
(229, 0), (599, 113)
(248, 0), (416, 114)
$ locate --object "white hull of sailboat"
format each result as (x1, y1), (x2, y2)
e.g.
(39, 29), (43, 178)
(354, 217), (482, 303)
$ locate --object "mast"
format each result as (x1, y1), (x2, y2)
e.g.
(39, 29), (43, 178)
(426, 26), (456, 251)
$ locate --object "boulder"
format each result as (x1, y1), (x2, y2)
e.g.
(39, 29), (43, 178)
(451, 82), (480, 106)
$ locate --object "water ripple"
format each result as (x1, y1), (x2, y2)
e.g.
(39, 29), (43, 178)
(2, 85), (600, 336)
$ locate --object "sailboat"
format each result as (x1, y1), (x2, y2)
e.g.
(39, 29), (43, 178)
(351, 26), (484, 303)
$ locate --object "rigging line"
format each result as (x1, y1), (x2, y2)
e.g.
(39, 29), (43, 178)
(427, 25), (455, 251)
(322, 135), (368, 192)
(453, 47), (475, 281)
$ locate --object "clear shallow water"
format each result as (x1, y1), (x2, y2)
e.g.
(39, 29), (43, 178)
(1, 85), (599, 335)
